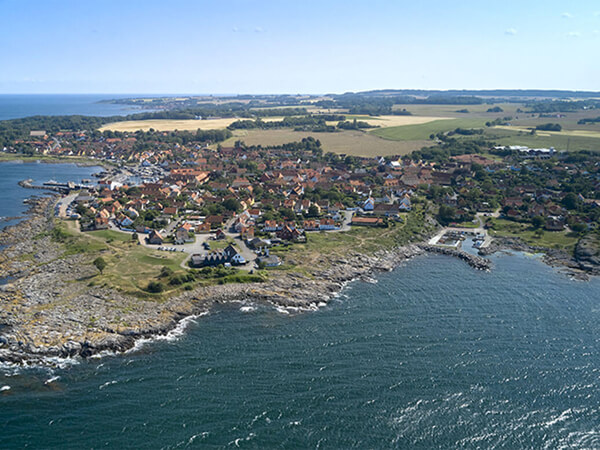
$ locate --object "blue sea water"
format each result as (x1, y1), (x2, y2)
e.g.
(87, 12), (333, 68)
(0, 94), (157, 121)
(2, 163), (600, 448)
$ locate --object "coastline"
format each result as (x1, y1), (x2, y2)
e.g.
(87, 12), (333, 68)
(0, 194), (595, 366)
(0, 154), (112, 169)
(479, 236), (600, 281)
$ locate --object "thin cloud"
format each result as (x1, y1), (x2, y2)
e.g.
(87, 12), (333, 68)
(504, 28), (517, 35)
(254, 27), (265, 33)
(562, 12), (573, 19)
(566, 31), (582, 37)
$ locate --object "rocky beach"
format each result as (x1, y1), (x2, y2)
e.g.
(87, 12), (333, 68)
(0, 193), (501, 365)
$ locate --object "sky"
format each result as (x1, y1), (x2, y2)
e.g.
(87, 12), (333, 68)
(0, 0), (599, 94)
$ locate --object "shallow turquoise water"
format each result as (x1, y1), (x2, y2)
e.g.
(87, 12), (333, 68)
(2, 249), (600, 449)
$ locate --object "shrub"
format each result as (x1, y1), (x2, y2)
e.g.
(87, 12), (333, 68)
(146, 281), (165, 293)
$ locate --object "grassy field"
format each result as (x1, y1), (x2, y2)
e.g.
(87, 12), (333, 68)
(223, 129), (428, 156)
(270, 207), (433, 274)
(484, 127), (600, 151)
(98, 116), (284, 132)
(371, 118), (486, 141)
(487, 218), (579, 253)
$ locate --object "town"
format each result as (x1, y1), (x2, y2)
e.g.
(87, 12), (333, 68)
(5, 122), (600, 282)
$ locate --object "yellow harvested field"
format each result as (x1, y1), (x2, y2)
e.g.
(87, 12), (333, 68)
(98, 117), (284, 132)
(351, 115), (453, 128)
(223, 129), (428, 157)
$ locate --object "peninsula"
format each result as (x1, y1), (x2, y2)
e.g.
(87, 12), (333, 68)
(1, 91), (600, 364)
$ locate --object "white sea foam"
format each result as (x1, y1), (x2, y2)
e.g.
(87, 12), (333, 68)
(0, 385), (10, 391)
(44, 375), (60, 385)
(240, 306), (256, 313)
(125, 311), (209, 354)
(99, 380), (118, 390)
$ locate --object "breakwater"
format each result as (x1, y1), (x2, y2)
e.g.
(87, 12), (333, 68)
(419, 244), (492, 270)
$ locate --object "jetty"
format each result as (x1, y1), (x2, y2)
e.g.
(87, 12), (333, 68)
(18, 179), (89, 194)
(420, 244), (492, 271)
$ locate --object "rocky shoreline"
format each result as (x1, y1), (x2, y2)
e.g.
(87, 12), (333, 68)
(1, 195), (595, 366)
(479, 236), (600, 280)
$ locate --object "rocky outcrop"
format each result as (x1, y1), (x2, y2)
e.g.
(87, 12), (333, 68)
(419, 244), (492, 270)
(574, 235), (600, 275)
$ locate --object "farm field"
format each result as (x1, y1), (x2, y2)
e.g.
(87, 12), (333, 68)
(223, 129), (428, 156)
(98, 116), (284, 132)
(484, 127), (600, 151)
(370, 118), (486, 141)
(334, 114), (452, 128)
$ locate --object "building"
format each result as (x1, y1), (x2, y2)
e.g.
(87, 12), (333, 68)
(191, 244), (246, 267)
(147, 230), (164, 245)
(351, 217), (384, 227)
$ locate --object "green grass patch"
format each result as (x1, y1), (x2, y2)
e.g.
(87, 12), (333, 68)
(488, 218), (578, 252)
(371, 118), (486, 141)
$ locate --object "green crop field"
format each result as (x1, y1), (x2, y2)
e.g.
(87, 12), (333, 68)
(370, 118), (486, 141)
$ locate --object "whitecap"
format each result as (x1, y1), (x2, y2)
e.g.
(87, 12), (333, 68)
(99, 380), (118, 390)
(44, 375), (60, 385)
(240, 306), (256, 313)
(1, 385), (11, 392)
(125, 311), (209, 354)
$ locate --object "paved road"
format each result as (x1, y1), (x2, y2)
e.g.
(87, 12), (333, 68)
(55, 192), (78, 218)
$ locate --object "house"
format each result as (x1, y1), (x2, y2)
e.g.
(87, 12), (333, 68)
(247, 237), (271, 250)
(351, 217), (384, 227)
(398, 195), (411, 211)
(545, 218), (566, 231)
(205, 215), (224, 228)
(214, 229), (227, 240)
(94, 216), (109, 230)
(174, 226), (194, 245)
(362, 197), (375, 211)
(191, 244), (246, 267)
(147, 230), (164, 245)
(277, 224), (303, 241)
(303, 220), (319, 231)
(319, 218), (337, 230)
(263, 220), (282, 232)
(240, 226), (255, 240)
(195, 222), (211, 233)
(257, 249), (281, 267)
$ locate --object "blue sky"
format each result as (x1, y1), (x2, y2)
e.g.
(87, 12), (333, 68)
(1, 0), (599, 94)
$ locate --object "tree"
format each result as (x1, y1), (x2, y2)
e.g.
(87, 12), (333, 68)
(93, 257), (107, 274)
(146, 281), (165, 293)
(437, 205), (456, 226)
(562, 192), (580, 210)
(223, 198), (241, 212)
(531, 215), (545, 229)
(307, 204), (320, 217)
(571, 222), (587, 234)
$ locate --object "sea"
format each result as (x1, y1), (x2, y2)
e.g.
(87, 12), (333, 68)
(0, 94), (158, 121)
(2, 126), (600, 447)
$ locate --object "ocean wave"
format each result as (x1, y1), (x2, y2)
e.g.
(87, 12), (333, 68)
(125, 311), (209, 355)
(44, 375), (60, 385)
(0, 385), (10, 392)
